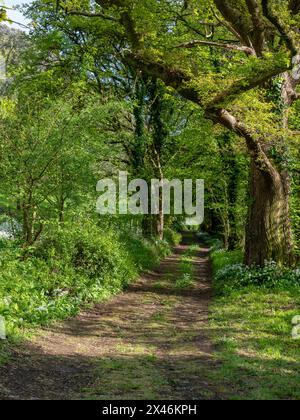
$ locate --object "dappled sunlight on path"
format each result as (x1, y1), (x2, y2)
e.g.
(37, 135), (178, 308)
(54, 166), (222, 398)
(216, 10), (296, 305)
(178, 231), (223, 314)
(0, 234), (222, 400)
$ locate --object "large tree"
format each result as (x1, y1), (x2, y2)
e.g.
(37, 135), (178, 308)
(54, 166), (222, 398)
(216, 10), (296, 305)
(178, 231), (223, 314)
(30, 0), (300, 265)
(98, 0), (300, 266)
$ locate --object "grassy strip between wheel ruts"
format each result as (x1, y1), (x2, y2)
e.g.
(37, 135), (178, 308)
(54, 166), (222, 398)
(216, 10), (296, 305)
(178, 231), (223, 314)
(175, 245), (199, 289)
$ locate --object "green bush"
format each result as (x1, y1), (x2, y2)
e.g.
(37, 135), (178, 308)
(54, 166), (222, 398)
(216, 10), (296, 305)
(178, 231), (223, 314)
(120, 233), (170, 271)
(164, 228), (182, 247)
(211, 249), (243, 273)
(212, 249), (300, 295)
(0, 253), (81, 330)
(197, 232), (223, 251)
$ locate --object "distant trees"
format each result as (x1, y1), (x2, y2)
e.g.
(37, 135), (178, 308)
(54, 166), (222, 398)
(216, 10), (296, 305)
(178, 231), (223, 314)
(0, 24), (27, 80)
(0, 93), (95, 245)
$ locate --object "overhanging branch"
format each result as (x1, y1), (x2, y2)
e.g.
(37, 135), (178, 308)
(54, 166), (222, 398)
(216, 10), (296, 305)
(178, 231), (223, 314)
(245, 0), (265, 56)
(262, 0), (297, 56)
(289, 0), (300, 14)
(213, 0), (253, 48)
(96, 0), (142, 48)
(205, 108), (276, 177)
(66, 10), (116, 21)
(175, 39), (255, 55)
(207, 61), (289, 108)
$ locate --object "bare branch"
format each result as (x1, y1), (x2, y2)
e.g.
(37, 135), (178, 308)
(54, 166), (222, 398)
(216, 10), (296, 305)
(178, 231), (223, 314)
(173, 13), (206, 37)
(5, 20), (30, 29)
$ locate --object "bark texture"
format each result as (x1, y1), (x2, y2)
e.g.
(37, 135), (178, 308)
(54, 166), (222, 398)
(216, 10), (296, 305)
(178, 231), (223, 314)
(245, 160), (294, 265)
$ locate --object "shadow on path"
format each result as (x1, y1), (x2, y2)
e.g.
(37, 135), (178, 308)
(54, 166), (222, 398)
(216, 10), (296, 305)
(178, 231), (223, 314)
(0, 233), (223, 400)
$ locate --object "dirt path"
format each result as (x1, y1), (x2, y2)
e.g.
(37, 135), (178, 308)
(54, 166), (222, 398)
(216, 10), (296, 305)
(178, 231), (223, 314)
(0, 235), (220, 400)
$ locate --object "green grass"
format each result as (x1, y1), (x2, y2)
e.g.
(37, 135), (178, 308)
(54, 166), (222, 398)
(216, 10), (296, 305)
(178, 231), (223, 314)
(211, 249), (243, 273)
(209, 249), (300, 400)
(175, 245), (198, 289)
(84, 355), (170, 400)
(152, 245), (199, 291)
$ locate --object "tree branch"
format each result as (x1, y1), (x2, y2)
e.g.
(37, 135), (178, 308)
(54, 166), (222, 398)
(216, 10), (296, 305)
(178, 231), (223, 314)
(289, 0), (300, 14)
(213, 0), (253, 47)
(262, 0), (297, 56)
(207, 60), (289, 108)
(125, 51), (291, 178)
(245, 0), (265, 56)
(124, 53), (202, 105)
(96, 0), (142, 48)
(205, 108), (276, 178)
(66, 10), (116, 21)
(175, 39), (255, 55)
(88, 1), (291, 179)
(126, 51), (290, 110)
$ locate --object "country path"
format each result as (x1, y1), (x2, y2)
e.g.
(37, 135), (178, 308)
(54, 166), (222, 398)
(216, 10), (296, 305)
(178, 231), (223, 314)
(0, 233), (221, 400)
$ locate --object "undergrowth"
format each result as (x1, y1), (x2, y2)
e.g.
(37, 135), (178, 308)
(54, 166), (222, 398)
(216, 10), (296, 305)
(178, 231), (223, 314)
(209, 247), (300, 400)
(0, 220), (179, 342)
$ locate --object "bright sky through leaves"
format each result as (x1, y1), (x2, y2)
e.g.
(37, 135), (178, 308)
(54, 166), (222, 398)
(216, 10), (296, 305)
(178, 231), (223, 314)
(4, 0), (31, 30)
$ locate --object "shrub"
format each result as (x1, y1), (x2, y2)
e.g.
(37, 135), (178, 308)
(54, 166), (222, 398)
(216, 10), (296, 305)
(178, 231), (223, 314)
(120, 233), (171, 271)
(34, 221), (137, 285)
(197, 232), (223, 251)
(212, 250), (300, 295)
(0, 254), (81, 329)
(164, 228), (182, 247)
(211, 249), (243, 273)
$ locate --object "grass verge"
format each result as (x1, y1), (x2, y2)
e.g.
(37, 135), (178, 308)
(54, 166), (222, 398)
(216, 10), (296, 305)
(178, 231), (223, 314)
(209, 249), (300, 400)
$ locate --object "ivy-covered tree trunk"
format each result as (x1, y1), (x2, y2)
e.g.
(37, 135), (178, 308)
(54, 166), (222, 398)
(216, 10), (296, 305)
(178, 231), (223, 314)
(227, 156), (242, 250)
(217, 133), (242, 250)
(245, 64), (299, 266)
(149, 80), (167, 241)
(245, 159), (293, 266)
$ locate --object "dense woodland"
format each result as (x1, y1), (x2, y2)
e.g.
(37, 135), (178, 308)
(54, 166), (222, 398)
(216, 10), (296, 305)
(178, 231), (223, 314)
(0, 0), (299, 401)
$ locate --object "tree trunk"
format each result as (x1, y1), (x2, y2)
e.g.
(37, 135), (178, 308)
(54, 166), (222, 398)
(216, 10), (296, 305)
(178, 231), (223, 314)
(58, 195), (65, 223)
(245, 159), (293, 266)
(156, 205), (164, 241)
(142, 215), (152, 237)
(217, 133), (242, 250)
(22, 204), (32, 245)
(227, 154), (241, 250)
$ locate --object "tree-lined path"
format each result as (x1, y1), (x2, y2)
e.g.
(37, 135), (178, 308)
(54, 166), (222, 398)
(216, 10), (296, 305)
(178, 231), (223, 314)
(0, 235), (222, 400)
